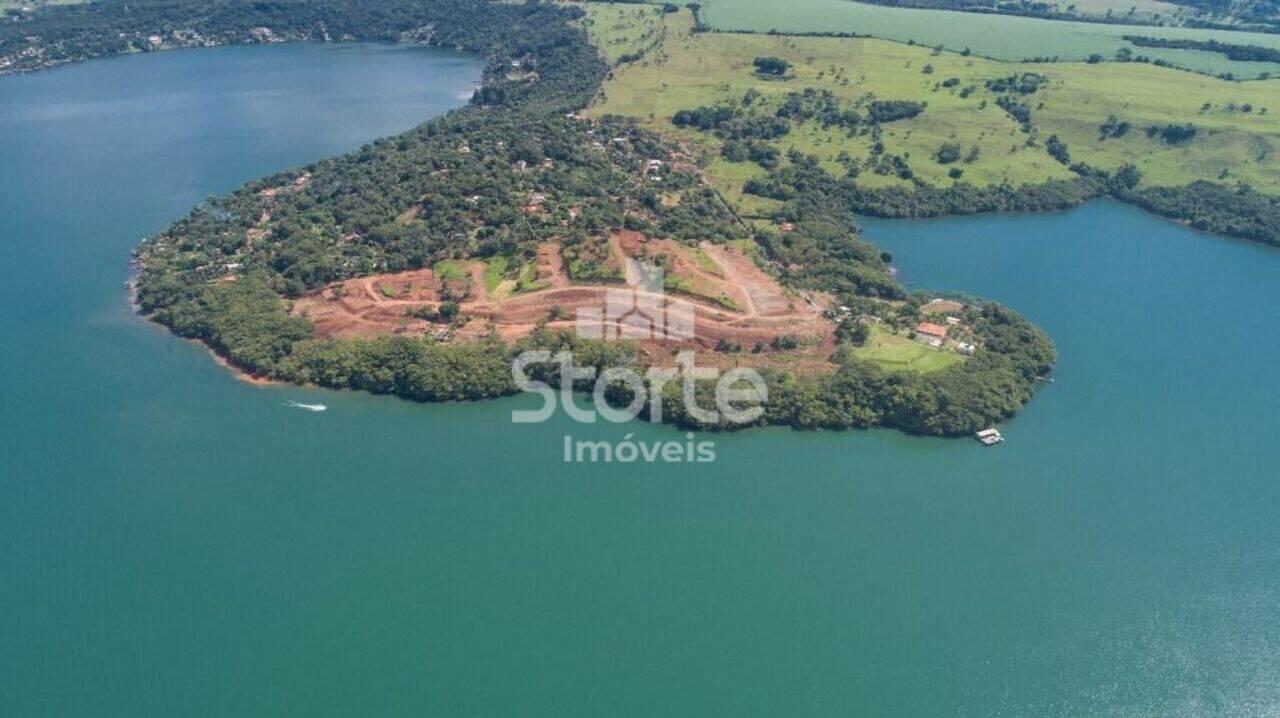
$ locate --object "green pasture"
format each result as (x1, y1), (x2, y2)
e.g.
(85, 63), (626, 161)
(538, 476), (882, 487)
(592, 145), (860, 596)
(694, 0), (1280, 78)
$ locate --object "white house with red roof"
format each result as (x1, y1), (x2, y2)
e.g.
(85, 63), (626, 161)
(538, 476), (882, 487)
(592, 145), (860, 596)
(914, 321), (949, 348)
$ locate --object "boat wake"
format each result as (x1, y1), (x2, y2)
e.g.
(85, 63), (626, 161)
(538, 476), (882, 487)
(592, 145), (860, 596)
(286, 400), (327, 413)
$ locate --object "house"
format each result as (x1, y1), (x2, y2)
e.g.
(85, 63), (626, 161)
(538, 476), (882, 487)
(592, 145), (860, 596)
(914, 321), (949, 347)
(521, 204), (543, 215)
(778, 222), (796, 233)
(957, 342), (976, 356)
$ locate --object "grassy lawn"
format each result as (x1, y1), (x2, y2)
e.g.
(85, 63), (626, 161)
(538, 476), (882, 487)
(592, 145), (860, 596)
(853, 326), (963, 373)
(482, 255), (510, 294)
(576, 3), (669, 64)
(589, 9), (1280, 196)
(693, 0), (1280, 78)
(433, 260), (467, 282)
(688, 246), (725, 276)
(513, 262), (549, 294)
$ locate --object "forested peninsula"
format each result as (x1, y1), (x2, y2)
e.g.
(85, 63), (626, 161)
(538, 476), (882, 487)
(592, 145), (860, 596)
(2, 0), (1061, 436)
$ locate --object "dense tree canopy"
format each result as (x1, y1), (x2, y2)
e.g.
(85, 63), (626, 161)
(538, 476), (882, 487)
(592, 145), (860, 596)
(3, 0), (1067, 436)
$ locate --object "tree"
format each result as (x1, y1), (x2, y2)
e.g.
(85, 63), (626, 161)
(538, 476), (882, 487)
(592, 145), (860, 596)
(1045, 135), (1070, 165)
(752, 56), (789, 76)
(935, 143), (962, 164)
(1114, 163), (1143, 190)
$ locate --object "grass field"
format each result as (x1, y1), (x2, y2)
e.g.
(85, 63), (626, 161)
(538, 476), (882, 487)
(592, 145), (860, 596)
(589, 9), (1280, 197)
(432, 260), (466, 282)
(573, 2), (668, 64)
(694, 0), (1280, 78)
(852, 325), (963, 373)
(482, 255), (511, 295)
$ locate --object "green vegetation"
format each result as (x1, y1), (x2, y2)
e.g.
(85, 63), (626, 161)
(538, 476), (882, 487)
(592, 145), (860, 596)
(433, 260), (467, 282)
(571, 2), (667, 65)
(688, 247), (725, 276)
(591, 9), (1280, 234)
(852, 325), (963, 373)
(831, 0), (1280, 32)
(1125, 35), (1280, 63)
(753, 56), (790, 76)
(513, 261), (547, 293)
(691, 0), (1280, 78)
(0, 0), (1058, 436)
(482, 255), (511, 294)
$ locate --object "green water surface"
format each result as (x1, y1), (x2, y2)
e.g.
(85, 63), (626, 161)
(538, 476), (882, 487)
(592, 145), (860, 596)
(1, 42), (1278, 717)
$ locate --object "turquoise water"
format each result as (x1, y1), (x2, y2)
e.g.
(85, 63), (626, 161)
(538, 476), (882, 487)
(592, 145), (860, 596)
(2, 44), (1280, 716)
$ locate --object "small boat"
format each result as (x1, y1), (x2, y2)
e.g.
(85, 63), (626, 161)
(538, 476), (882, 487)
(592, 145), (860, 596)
(975, 428), (1004, 446)
(287, 400), (327, 412)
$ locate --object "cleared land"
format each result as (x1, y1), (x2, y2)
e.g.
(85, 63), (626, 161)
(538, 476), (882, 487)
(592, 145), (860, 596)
(695, 0), (1280, 78)
(853, 325), (963, 373)
(291, 233), (852, 374)
(589, 9), (1280, 199)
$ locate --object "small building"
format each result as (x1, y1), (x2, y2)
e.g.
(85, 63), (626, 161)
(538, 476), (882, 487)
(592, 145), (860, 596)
(778, 222), (796, 233)
(521, 204), (543, 215)
(914, 321), (949, 347)
(956, 342), (976, 356)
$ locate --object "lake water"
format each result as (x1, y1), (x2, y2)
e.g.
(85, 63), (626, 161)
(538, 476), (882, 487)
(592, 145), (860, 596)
(2, 43), (1279, 717)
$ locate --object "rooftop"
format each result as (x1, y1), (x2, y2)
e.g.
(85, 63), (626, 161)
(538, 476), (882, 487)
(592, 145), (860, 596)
(916, 321), (949, 338)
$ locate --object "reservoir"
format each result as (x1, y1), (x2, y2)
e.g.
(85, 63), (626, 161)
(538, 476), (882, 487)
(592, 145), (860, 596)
(2, 43), (1278, 716)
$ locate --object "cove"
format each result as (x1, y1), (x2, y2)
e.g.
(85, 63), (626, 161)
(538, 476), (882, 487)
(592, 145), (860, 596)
(3, 43), (1280, 717)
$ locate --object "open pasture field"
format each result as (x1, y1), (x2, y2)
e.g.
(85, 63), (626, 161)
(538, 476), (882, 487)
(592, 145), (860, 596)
(574, 2), (669, 64)
(590, 10), (1280, 197)
(694, 0), (1280, 78)
(853, 325), (963, 373)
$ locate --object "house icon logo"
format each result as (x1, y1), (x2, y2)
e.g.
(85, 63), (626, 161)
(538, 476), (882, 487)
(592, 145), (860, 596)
(576, 259), (695, 341)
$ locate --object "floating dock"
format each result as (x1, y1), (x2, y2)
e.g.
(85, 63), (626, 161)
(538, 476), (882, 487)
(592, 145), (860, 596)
(975, 428), (1004, 446)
